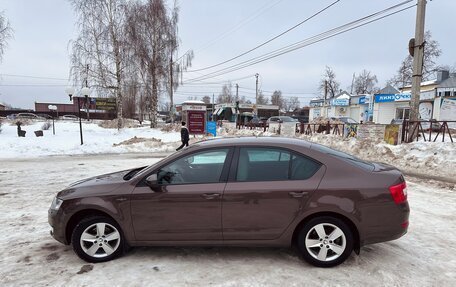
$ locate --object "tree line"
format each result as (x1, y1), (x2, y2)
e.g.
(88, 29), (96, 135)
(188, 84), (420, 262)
(69, 0), (192, 129)
(1, 7), (454, 123)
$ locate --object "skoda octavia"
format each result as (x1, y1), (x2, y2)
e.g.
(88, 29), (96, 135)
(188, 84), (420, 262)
(48, 137), (409, 267)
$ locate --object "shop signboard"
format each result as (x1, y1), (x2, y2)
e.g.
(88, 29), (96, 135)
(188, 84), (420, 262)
(419, 102), (433, 120)
(375, 93), (411, 103)
(440, 98), (456, 121)
(357, 124), (386, 141)
(95, 98), (117, 110)
(182, 105), (206, 111)
(358, 96), (366, 104)
(206, 121), (216, 137)
(344, 124), (358, 138)
(188, 111), (205, 134)
(384, 124), (401, 145)
(332, 98), (349, 106)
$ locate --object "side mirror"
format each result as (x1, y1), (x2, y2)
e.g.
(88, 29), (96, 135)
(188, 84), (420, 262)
(145, 174), (158, 188)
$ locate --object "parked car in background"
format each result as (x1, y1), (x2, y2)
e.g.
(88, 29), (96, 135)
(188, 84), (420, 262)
(247, 116), (268, 128)
(6, 114), (17, 120)
(49, 137), (409, 267)
(61, 115), (79, 121)
(37, 114), (54, 120)
(16, 113), (44, 120)
(267, 116), (299, 123)
(291, 115), (309, 123)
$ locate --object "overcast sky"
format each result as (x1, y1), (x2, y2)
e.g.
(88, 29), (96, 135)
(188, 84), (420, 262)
(0, 0), (455, 109)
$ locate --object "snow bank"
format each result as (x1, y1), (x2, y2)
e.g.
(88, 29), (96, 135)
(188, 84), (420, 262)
(1, 120), (454, 180)
(0, 120), (181, 158)
(296, 133), (455, 179)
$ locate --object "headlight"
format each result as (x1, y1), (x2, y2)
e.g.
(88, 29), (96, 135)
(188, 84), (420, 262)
(50, 196), (63, 211)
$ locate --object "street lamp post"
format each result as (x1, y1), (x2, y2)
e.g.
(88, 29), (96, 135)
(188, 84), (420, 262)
(81, 87), (91, 121)
(65, 87), (84, 145)
(48, 105), (57, 135)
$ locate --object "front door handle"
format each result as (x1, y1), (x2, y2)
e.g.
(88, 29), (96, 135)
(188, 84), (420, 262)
(201, 193), (221, 200)
(288, 191), (308, 198)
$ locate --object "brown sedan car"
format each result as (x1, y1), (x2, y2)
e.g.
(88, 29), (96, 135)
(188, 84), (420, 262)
(48, 137), (409, 267)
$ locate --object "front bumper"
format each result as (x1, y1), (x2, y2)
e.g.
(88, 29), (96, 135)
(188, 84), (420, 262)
(48, 208), (67, 245)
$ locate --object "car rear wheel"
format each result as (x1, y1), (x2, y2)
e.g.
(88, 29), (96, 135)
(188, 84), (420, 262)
(297, 216), (353, 267)
(72, 216), (124, 263)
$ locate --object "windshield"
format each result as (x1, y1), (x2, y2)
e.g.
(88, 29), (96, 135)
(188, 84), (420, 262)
(280, 117), (296, 122)
(341, 117), (357, 124)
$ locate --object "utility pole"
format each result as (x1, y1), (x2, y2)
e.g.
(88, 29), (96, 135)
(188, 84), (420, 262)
(255, 73), (259, 105)
(324, 79), (328, 118)
(408, 0), (426, 142)
(235, 83), (239, 127)
(170, 55), (174, 123)
(235, 83), (239, 101)
(212, 93), (215, 121)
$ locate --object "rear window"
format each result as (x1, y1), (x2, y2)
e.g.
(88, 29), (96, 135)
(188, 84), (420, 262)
(310, 143), (374, 171)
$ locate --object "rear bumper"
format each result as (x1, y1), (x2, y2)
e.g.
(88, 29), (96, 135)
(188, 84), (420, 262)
(360, 201), (410, 246)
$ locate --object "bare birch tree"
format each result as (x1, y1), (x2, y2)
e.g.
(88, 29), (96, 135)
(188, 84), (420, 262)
(70, 0), (127, 129)
(0, 11), (13, 63)
(284, 97), (300, 112)
(217, 83), (234, 103)
(270, 90), (284, 110)
(388, 31), (442, 88)
(318, 66), (340, 99)
(126, 0), (186, 128)
(353, 69), (378, 94)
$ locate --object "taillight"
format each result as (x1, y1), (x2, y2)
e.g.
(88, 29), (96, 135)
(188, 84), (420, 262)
(389, 182), (407, 204)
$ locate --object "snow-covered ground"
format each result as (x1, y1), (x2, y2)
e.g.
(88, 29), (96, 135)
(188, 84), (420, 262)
(0, 120), (181, 157)
(0, 120), (455, 286)
(0, 154), (455, 287)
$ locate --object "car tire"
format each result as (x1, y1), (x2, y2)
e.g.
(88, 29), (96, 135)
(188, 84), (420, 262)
(297, 216), (354, 267)
(72, 216), (124, 263)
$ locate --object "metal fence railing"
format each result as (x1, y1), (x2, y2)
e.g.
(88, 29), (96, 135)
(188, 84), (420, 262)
(402, 120), (455, 143)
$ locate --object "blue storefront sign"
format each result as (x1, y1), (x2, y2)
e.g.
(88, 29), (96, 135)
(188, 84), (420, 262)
(375, 93), (411, 103)
(332, 98), (350, 106)
(359, 96), (366, 104)
(206, 121), (217, 137)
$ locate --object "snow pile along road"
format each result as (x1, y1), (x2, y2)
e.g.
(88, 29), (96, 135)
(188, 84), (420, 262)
(0, 120), (181, 158)
(0, 120), (454, 182)
(296, 133), (456, 180)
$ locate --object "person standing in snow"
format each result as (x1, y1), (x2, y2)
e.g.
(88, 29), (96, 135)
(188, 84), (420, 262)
(176, 121), (190, 151)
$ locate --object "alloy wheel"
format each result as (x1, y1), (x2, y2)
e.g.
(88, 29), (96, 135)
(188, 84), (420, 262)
(305, 223), (346, 262)
(80, 222), (121, 258)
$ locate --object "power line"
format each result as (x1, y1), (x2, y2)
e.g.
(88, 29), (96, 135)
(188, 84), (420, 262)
(0, 73), (70, 81)
(189, 0), (285, 56)
(187, 0), (340, 73)
(184, 1), (415, 83)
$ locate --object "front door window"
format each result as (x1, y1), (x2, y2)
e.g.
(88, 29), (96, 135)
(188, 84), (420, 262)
(157, 149), (229, 185)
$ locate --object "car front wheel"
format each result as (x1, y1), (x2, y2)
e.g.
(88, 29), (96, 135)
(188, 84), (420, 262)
(71, 216), (124, 263)
(297, 216), (354, 267)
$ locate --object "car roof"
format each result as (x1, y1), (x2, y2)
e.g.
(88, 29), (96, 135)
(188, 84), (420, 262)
(192, 136), (312, 149)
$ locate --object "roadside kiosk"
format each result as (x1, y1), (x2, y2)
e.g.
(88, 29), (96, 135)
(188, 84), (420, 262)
(181, 100), (207, 135)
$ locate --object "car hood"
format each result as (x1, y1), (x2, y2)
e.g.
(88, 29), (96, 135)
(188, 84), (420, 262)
(57, 167), (144, 199)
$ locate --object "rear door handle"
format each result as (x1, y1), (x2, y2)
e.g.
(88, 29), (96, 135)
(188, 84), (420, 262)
(288, 191), (308, 198)
(201, 193), (221, 200)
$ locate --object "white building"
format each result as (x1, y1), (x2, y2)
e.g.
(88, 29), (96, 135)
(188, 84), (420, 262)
(372, 71), (456, 124)
(309, 91), (372, 123)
